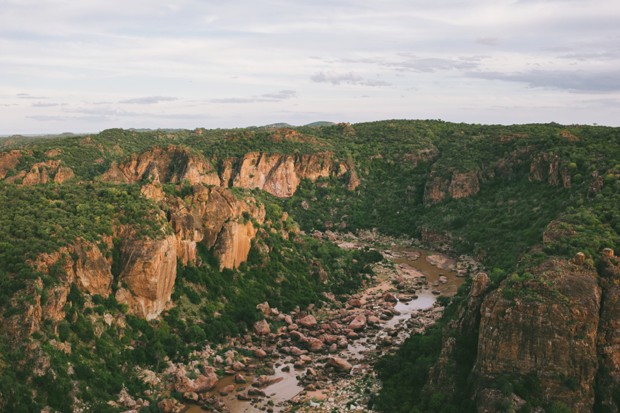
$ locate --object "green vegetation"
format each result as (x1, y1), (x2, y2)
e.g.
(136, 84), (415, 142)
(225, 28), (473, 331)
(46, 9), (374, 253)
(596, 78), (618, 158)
(0, 120), (618, 411)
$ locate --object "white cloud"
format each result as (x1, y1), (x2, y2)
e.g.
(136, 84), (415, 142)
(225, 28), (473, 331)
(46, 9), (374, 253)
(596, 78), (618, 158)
(1, 0), (620, 134)
(311, 72), (390, 87)
(119, 96), (178, 104)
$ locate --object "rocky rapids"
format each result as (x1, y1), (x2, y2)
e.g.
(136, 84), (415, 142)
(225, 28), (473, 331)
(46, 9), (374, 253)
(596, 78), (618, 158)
(117, 232), (482, 413)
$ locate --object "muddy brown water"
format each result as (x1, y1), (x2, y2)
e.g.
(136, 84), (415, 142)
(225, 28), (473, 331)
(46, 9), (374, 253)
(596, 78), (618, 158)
(185, 246), (464, 412)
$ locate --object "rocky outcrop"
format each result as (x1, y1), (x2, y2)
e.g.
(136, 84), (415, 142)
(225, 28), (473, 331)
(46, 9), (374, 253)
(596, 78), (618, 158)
(596, 252), (620, 411)
(0, 150), (23, 179)
(100, 145), (220, 186)
(169, 185), (265, 269)
(213, 220), (258, 270)
(102, 146), (357, 198)
(223, 151), (358, 197)
(448, 171), (480, 199)
(403, 145), (439, 167)
(3, 239), (115, 338)
(115, 234), (178, 320)
(426, 272), (489, 396)
(426, 252), (618, 412)
(424, 170), (480, 205)
(423, 176), (450, 204)
(529, 153), (571, 188)
(14, 184), (265, 323)
(229, 152), (300, 197)
(33, 240), (114, 298)
(5, 159), (75, 185)
(474, 259), (601, 411)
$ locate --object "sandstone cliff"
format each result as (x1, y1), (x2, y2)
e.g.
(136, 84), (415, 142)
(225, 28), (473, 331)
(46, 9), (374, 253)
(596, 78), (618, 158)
(223, 151), (358, 197)
(596, 253), (620, 411)
(424, 170), (480, 205)
(426, 249), (620, 412)
(115, 233), (178, 320)
(102, 147), (359, 197)
(169, 185), (265, 269)
(35, 240), (114, 298)
(423, 149), (573, 205)
(0, 150), (23, 179)
(2, 239), (114, 339)
(529, 152), (571, 188)
(426, 272), (489, 395)
(475, 258), (601, 411)
(100, 145), (220, 186)
(4, 159), (75, 185)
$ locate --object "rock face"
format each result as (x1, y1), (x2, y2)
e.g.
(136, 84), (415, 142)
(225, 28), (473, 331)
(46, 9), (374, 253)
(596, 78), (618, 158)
(429, 256), (611, 411)
(101, 146), (358, 198)
(4, 239), (115, 337)
(115, 234), (178, 320)
(0, 150), (23, 179)
(33, 239), (114, 298)
(5, 159), (75, 185)
(169, 185), (265, 269)
(424, 170), (479, 205)
(448, 171), (480, 199)
(213, 220), (259, 270)
(426, 272), (489, 396)
(423, 149), (574, 205)
(529, 153), (571, 188)
(597, 253), (620, 411)
(223, 151), (358, 197)
(100, 145), (220, 186)
(474, 258), (601, 411)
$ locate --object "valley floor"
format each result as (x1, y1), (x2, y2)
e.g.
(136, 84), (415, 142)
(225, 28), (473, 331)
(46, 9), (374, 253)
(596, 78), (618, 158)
(122, 232), (480, 413)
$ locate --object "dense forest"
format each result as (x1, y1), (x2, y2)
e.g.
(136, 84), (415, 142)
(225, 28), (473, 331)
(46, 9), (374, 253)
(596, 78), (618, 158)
(0, 120), (618, 412)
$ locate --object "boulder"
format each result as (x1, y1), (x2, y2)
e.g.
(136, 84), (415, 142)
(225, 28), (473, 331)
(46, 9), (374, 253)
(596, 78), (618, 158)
(254, 319), (271, 335)
(348, 314), (367, 331)
(297, 315), (318, 328)
(328, 357), (352, 372)
(304, 337), (324, 352)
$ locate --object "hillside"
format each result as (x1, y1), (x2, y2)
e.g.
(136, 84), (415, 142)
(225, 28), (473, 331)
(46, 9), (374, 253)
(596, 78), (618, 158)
(0, 120), (618, 412)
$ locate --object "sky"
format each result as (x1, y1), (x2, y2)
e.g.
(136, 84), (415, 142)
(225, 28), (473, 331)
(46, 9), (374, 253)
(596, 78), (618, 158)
(1, 0), (620, 134)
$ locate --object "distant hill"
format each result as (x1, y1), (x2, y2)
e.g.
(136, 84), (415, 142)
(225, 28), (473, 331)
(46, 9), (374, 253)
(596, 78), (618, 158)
(260, 122), (294, 129)
(304, 121), (336, 127)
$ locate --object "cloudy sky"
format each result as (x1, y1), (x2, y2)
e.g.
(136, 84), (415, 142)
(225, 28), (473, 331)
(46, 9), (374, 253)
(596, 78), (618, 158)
(1, 0), (620, 134)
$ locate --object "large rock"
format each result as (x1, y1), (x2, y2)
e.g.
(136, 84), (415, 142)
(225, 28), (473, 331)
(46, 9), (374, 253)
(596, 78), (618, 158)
(33, 239), (113, 298)
(170, 186), (265, 269)
(348, 314), (367, 331)
(474, 258), (601, 411)
(9, 159), (75, 185)
(100, 145), (220, 186)
(116, 234), (178, 320)
(175, 371), (218, 394)
(0, 150), (23, 179)
(253, 319), (271, 336)
(424, 169), (480, 205)
(297, 315), (318, 328)
(328, 357), (352, 372)
(224, 151), (358, 198)
(304, 337), (324, 352)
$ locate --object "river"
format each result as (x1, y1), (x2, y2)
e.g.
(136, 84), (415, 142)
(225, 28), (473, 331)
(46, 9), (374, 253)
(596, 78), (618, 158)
(184, 235), (470, 413)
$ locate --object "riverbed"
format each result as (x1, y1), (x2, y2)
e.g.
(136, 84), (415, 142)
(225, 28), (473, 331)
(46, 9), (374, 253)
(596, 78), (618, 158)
(184, 233), (472, 413)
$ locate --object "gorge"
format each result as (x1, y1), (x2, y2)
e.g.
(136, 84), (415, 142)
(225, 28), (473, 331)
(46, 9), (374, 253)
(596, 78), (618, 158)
(0, 120), (618, 413)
